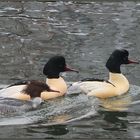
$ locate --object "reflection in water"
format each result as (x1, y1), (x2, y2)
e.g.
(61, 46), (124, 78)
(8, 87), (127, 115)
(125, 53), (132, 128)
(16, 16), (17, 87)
(44, 125), (69, 136)
(0, 1), (140, 139)
(27, 124), (69, 136)
(96, 85), (140, 133)
(99, 110), (128, 131)
(96, 93), (130, 131)
(48, 114), (72, 124)
(99, 93), (132, 111)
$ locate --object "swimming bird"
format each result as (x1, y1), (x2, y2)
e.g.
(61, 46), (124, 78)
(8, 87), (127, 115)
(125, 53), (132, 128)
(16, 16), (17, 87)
(71, 49), (139, 98)
(0, 56), (78, 100)
(0, 81), (56, 114)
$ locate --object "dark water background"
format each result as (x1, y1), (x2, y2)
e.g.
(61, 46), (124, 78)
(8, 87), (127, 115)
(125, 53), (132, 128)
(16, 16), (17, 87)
(0, 0), (140, 139)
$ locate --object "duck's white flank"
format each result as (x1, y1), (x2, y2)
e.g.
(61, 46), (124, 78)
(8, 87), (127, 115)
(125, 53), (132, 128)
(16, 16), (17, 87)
(76, 72), (129, 98)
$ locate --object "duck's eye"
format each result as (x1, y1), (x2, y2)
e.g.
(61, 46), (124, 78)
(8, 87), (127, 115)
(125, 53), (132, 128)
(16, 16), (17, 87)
(58, 64), (64, 68)
(123, 56), (128, 61)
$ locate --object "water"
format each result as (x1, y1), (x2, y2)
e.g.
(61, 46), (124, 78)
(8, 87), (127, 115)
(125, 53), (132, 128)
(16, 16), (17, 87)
(0, 0), (140, 139)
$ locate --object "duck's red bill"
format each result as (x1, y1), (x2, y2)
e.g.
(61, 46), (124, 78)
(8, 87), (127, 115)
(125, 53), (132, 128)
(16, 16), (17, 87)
(64, 66), (79, 73)
(128, 59), (139, 64)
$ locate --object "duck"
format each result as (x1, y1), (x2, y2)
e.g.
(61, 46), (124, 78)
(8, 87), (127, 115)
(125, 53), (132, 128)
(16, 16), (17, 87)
(71, 49), (139, 98)
(0, 81), (56, 114)
(0, 55), (78, 100)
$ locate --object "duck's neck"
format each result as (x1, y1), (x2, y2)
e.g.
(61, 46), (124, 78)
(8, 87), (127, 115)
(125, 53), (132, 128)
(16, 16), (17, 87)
(108, 72), (129, 93)
(46, 77), (67, 94)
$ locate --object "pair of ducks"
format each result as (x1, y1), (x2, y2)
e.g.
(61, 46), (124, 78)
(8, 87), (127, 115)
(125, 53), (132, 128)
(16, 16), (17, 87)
(0, 49), (139, 103)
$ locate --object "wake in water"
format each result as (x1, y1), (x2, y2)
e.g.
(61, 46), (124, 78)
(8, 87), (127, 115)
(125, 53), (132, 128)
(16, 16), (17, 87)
(0, 84), (139, 126)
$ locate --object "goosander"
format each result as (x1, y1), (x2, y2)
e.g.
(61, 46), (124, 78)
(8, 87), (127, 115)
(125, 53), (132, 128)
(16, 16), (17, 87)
(0, 81), (55, 114)
(0, 56), (78, 100)
(72, 49), (139, 98)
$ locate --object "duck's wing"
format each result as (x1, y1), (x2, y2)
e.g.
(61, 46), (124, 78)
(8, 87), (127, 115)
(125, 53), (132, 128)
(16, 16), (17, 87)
(67, 78), (105, 95)
(78, 81), (107, 93)
(0, 80), (28, 97)
(7, 80), (29, 88)
(81, 78), (104, 82)
(0, 80), (29, 97)
(71, 79), (117, 98)
(0, 85), (26, 97)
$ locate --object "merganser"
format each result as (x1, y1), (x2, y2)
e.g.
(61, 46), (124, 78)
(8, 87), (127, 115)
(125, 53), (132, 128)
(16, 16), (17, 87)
(0, 56), (78, 100)
(72, 49), (139, 98)
(0, 81), (57, 114)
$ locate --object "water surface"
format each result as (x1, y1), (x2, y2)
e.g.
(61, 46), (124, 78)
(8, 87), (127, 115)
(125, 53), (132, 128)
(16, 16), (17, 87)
(0, 0), (140, 139)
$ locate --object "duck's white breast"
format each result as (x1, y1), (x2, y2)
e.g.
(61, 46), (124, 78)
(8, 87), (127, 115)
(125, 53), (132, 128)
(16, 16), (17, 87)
(46, 77), (67, 94)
